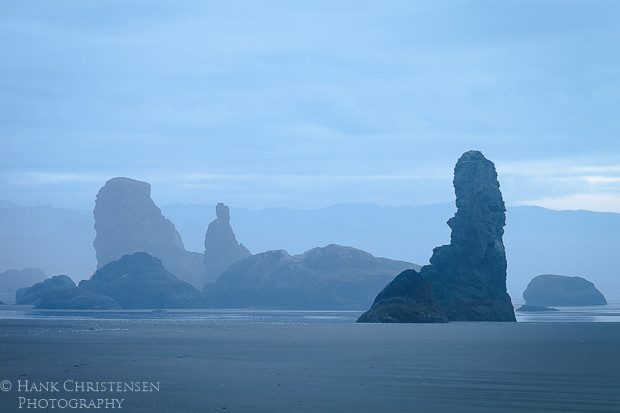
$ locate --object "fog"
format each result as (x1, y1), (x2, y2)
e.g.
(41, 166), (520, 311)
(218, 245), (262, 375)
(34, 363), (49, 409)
(2, 201), (619, 301)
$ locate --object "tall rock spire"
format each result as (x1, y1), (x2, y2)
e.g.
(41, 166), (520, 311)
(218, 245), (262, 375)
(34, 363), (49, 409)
(357, 150), (515, 323)
(203, 203), (251, 281)
(421, 150), (515, 321)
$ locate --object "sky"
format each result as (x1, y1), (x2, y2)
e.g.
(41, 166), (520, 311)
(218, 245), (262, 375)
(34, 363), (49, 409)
(1, 1), (620, 212)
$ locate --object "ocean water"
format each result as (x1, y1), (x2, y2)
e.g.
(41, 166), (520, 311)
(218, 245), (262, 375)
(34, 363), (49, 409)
(514, 302), (620, 322)
(0, 307), (362, 324)
(1, 303), (619, 323)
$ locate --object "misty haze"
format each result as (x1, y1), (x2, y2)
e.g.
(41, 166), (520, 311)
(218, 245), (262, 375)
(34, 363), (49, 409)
(2, 1), (620, 412)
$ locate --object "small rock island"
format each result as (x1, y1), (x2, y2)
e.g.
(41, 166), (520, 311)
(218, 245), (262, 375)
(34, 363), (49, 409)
(522, 274), (607, 307)
(79, 252), (209, 309)
(204, 244), (414, 310)
(15, 274), (76, 305)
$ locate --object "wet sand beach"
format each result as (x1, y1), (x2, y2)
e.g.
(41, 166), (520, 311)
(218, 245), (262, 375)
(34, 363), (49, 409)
(0, 319), (619, 412)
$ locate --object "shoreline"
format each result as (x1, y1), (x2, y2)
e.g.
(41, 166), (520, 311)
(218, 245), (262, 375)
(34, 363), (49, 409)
(2, 302), (620, 323)
(1, 319), (619, 412)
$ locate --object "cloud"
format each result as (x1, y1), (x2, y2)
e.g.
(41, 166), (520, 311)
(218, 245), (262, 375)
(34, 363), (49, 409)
(498, 158), (620, 178)
(496, 156), (620, 212)
(148, 171), (456, 209)
(1, 1), (620, 210)
(522, 193), (620, 214)
(581, 176), (620, 184)
(5, 172), (108, 186)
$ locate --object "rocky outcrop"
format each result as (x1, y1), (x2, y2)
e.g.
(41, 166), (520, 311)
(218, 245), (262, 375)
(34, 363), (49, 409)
(204, 203), (251, 281)
(93, 177), (205, 289)
(203, 244), (416, 310)
(0, 268), (47, 303)
(523, 274), (607, 306)
(79, 252), (209, 309)
(357, 269), (447, 323)
(516, 304), (559, 312)
(419, 151), (515, 321)
(15, 274), (76, 305)
(34, 288), (122, 310)
(357, 150), (516, 323)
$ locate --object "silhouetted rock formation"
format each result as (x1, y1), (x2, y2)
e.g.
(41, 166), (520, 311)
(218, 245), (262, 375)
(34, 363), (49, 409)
(34, 288), (121, 310)
(419, 151), (515, 321)
(204, 244), (416, 309)
(15, 274), (76, 305)
(204, 203), (251, 282)
(358, 151), (515, 323)
(0, 268), (47, 303)
(93, 177), (205, 289)
(357, 269), (447, 323)
(80, 252), (209, 309)
(516, 304), (559, 312)
(523, 274), (607, 306)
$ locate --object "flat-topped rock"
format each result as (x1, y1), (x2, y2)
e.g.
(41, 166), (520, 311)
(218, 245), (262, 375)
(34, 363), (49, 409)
(93, 177), (205, 289)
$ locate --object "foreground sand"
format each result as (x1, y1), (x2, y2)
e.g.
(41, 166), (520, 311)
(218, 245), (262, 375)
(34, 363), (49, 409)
(0, 319), (619, 412)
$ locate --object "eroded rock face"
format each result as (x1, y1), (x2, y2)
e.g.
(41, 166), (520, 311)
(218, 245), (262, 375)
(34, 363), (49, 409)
(203, 203), (251, 282)
(79, 252), (209, 309)
(421, 151), (515, 321)
(523, 274), (607, 306)
(15, 274), (76, 305)
(357, 269), (447, 323)
(357, 150), (515, 323)
(93, 177), (205, 289)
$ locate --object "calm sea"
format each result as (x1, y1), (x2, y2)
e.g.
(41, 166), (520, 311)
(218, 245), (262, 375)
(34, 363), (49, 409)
(1, 303), (620, 323)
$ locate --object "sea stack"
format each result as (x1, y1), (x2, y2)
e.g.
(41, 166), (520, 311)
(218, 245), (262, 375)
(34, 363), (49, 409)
(421, 151), (515, 321)
(203, 203), (251, 282)
(523, 274), (607, 306)
(93, 177), (206, 289)
(15, 274), (76, 305)
(79, 252), (209, 309)
(357, 269), (447, 323)
(357, 150), (516, 323)
(204, 244), (414, 310)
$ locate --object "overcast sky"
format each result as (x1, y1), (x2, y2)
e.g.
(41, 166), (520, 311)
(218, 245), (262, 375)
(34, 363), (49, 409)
(2, 1), (620, 211)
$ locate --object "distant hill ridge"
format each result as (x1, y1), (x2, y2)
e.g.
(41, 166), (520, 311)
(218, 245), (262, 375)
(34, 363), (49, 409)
(2, 200), (620, 300)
